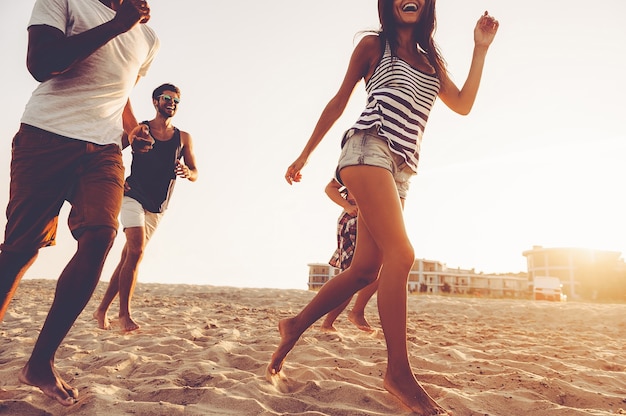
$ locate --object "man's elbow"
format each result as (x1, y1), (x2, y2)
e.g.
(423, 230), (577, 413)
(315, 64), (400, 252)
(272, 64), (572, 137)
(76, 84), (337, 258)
(27, 52), (68, 83)
(27, 66), (49, 83)
(27, 60), (57, 83)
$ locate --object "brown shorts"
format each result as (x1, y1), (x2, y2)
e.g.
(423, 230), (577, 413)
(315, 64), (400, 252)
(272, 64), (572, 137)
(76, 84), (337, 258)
(1, 124), (125, 252)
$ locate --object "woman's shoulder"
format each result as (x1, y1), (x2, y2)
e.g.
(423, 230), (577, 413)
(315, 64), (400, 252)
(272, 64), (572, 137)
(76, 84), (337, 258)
(354, 33), (383, 63)
(356, 33), (382, 49)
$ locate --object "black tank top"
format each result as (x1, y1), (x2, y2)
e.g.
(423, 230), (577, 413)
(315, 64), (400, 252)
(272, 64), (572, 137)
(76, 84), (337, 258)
(125, 122), (183, 213)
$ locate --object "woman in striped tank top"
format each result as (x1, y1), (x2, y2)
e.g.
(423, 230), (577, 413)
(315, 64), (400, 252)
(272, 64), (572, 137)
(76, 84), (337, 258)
(269, 1), (499, 414)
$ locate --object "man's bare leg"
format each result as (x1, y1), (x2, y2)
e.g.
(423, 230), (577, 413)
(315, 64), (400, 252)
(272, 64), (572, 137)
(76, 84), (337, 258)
(92, 309), (111, 330)
(18, 361), (78, 406)
(116, 227), (144, 332)
(0, 250), (38, 322)
(119, 315), (140, 332)
(19, 227), (115, 406)
(93, 251), (126, 330)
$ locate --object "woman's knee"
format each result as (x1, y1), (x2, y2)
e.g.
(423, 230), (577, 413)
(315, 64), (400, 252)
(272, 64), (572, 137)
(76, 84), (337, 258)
(386, 242), (415, 271)
(349, 263), (382, 287)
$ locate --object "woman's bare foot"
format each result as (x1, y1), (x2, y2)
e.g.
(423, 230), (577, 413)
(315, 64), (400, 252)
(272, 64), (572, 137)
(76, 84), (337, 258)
(93, 309), (111, 330)
(18, 361), (78, 406)
(119, 314), (140, 332)
(383, 370), (449, 415)
(348, 311), (375, 333)
(320, 321), (338, 332)
(266, 317), (302, 378)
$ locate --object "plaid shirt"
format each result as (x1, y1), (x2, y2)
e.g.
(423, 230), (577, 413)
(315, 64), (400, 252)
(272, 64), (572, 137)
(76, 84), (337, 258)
(328, 209), (357, 271)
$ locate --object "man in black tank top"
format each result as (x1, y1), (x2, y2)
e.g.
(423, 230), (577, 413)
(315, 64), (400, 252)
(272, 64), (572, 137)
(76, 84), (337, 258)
(94, 83), (198, 332)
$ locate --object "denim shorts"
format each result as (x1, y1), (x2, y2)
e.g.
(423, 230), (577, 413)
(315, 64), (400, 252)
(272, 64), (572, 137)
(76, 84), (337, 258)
(336, 129), (415, 199)
(120, 196), (163, 242)
(1, 124), (124, 252)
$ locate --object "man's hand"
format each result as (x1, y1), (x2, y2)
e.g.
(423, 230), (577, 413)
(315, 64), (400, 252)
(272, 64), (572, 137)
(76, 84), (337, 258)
(112, 0), (151, 33)
(175, 161), (192, 179)
(129, 124), (154, 153)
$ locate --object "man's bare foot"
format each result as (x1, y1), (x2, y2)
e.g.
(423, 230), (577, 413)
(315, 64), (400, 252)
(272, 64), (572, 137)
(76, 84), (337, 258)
(383, 371), (449, 415)
(18, 361), (78, 406)
(93, 309), (111, 330)
(267, 317), (302, 377)
(119, 315), (140, 332)
(348, 311), (375, 333)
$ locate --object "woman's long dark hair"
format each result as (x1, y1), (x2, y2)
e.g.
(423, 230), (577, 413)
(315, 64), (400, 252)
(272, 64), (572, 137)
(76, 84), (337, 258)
(376, 0), (447, 79)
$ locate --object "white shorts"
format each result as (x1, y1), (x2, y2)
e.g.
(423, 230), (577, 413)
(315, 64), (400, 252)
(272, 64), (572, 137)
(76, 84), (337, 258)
(120, 196), (163, 241)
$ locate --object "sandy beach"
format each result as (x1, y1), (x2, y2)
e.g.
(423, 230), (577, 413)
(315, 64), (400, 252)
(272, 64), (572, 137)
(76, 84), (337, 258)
(1, 279), (625, 416)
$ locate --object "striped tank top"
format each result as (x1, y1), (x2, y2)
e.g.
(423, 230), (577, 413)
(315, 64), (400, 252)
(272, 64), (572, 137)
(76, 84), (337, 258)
(343, 41), (440, 173)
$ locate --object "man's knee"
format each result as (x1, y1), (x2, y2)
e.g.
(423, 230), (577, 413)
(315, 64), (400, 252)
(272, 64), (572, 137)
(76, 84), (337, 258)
(0, 249), (39, 287)
(78, 227), (117, 253)
(125, 245), (145, 262)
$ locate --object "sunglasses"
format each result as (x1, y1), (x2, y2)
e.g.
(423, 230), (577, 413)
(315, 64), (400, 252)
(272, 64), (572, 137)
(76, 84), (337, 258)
(158, 94), (180, 104)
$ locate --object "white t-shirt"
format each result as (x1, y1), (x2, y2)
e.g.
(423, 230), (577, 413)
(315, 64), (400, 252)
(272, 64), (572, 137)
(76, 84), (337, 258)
(21, 0), (160, 146)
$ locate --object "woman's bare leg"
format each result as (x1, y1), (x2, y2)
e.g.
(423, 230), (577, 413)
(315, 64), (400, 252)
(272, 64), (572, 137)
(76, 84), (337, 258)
(267, 208), (384, 375)
(348, 279), (378, 332)
(341, 166), (447, 415)
(320, 295), (352, 332)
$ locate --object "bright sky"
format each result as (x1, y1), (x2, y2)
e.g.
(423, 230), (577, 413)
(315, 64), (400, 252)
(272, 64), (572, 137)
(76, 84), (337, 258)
(1, 1), (625, 290)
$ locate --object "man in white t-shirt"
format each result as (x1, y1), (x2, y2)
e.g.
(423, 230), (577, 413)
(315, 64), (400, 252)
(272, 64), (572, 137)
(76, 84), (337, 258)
(0, 0), (159, 406)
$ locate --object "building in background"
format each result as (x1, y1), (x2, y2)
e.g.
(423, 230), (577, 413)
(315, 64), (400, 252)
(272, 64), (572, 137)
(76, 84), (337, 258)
(523, 246), (626, 301)
(308, 259), (528, 298)
(309, 246), (626, 302)
(307, 263), (340, 291)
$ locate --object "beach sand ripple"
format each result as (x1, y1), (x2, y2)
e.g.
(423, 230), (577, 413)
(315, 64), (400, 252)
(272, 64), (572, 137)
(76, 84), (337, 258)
(1, 279), (625, 415)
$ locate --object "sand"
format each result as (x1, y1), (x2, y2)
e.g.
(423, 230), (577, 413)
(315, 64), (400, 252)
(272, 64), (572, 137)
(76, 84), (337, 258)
(1, 279), (625, 416)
